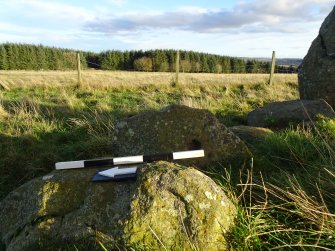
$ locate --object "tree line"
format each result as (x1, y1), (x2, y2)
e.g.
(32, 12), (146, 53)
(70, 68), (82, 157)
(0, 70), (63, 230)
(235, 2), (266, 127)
(0, 43), (297, 73)
(0, 43), (87, 71)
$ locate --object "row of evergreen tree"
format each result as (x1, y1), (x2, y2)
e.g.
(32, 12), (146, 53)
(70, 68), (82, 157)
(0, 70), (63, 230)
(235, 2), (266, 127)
(0, 43), (297, 73)
(0, 43), (87, 71)
(95, 49), (272, 73)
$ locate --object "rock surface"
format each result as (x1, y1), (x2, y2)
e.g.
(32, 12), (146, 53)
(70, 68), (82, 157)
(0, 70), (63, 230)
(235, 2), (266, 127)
(112, 104), (251, 169)
(299, 7), (335, 107)
(0, 162), (236, 251)
(229, 125), (273, 144)
(247, 99), (335, 128)
(123, 161), (236, 250)
(0, 168), (135, 251)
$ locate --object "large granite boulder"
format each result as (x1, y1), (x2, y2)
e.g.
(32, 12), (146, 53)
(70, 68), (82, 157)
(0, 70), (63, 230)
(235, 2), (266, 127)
(247, 99), (335, 128)
(299, 6), (335, 107)
(123, 162), (236, 250)
(0, 162), (236, 251)
(112, 104), (251, 169)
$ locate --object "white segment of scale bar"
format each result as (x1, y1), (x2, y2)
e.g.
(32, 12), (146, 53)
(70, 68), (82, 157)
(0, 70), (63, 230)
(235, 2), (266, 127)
(55, 160), (85, 170)
(173, 150), (205, 160)
(113, 155), (143, 165)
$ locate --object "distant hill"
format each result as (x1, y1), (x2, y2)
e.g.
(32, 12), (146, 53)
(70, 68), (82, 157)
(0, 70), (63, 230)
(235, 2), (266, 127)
(276, 58), (303, 67)
(243, 57), (303, 67)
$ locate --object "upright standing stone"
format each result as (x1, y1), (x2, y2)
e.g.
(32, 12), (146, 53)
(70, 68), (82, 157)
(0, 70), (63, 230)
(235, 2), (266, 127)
(112, 104), (251, 170)
(299, 6), (335, 107)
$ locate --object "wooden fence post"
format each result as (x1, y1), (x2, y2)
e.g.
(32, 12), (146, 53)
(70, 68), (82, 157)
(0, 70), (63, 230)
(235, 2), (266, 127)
(77, 53), (82, 87)
(175, 50), (180, 86)
(268, 51), (276, 85)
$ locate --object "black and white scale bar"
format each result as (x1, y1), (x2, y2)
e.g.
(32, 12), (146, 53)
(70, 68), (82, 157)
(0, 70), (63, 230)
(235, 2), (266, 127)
(55, 149), (205, 170)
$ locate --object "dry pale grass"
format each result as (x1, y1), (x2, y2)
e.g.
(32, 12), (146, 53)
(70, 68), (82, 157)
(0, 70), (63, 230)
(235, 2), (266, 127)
(0, 92), (9, 117)
(0, 104), (8, 118)
(0, 70), (77, 88)
(0, 70), (299, 124)
(0, 70), (297, 89)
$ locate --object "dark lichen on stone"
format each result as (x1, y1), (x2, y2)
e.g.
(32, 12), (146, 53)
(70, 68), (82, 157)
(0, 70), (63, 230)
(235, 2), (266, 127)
(112, 104), (251, 170)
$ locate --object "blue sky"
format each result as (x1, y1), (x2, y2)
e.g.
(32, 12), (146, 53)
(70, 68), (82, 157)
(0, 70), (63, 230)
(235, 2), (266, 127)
(0, 0), (333, 58)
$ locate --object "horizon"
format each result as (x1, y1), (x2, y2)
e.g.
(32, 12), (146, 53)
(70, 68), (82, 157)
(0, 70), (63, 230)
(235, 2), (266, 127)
(0, 0), (334, 58)
(0, 42), (305, 60)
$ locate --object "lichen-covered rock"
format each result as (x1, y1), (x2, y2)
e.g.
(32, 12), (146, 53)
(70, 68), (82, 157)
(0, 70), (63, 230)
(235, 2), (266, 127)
(229, 125), (273, 144)
(247, 99), (335, 128)
(123, 161), (236, 250)
(0, 162), (236, 251)
(0, 168), (137, 251)
(112, 104), (251, 169)
(298, 7), (335, 107)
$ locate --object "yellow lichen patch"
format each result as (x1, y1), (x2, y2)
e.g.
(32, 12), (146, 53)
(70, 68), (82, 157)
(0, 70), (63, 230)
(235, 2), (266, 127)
(161, 207), (178, 217)
(124, 163), (237, 250)
(38, 218), (55, 231)
(185, 194), (194, 202)
(198, 202), (211, 210)
(205, 191), (217, 200)
(38, 181), (60, 216)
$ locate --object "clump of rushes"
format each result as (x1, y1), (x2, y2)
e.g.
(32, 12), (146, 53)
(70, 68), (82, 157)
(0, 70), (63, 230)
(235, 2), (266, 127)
(213, 122), (335, 250)
(224, 169), (335, 250)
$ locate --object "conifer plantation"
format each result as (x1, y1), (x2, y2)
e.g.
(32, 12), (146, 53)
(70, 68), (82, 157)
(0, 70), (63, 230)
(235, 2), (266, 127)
(0, 43), (288, 73)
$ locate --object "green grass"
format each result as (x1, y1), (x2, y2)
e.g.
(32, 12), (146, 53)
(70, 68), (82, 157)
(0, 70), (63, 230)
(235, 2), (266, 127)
(213, 119), (335, 250)
(0, 80), (297, 198)
(1, 71), (334, 250)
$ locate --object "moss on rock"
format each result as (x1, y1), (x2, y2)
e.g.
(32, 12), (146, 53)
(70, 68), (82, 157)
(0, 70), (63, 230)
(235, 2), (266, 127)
(0, 162), (236, 250)
(0, 168), (137, 250)
(122, 161), (236, 250)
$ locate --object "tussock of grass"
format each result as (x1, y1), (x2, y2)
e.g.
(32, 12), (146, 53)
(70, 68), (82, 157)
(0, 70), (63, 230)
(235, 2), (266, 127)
(225, 169), (335, 250)
(213, 122), (335, 251)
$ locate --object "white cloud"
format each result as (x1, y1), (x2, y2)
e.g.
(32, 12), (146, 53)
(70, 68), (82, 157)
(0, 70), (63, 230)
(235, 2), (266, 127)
(0, 20), (86, 45)
(0, 0), (333, 57)
(176, 6), (212, 14)
(0, 0), (100, 48)
(2, 0), (95, 22)
(85, 0), (334, 34)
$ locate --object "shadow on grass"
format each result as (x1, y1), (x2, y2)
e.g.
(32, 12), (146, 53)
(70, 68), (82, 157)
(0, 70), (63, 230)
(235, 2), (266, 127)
(215, 110), (248, 127)
(0, 98), (150, 201)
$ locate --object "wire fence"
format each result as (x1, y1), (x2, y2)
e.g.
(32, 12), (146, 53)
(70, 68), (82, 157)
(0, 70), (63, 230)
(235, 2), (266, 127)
(0, 56), (298, 90)
(86, 60), (298, 74)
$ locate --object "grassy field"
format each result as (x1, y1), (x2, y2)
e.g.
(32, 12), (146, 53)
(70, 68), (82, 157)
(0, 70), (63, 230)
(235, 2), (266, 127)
(0, 70), (297, 88)
(0, 70), (334, 250)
